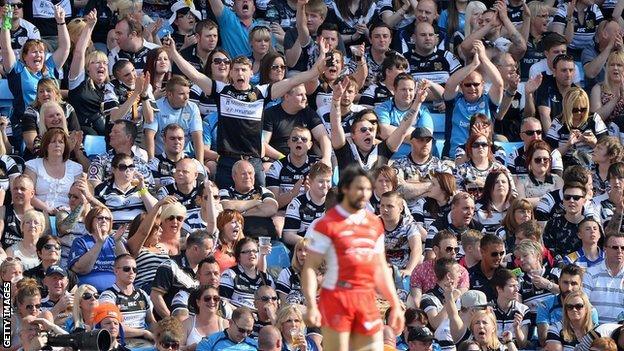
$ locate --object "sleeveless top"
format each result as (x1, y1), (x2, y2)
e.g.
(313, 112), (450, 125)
(187, 315), (227, 346)
(600, 88), (624, 122)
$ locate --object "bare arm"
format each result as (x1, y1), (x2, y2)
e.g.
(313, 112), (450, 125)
(0, 17), (15, 73)
(311, 125), (332, 166)
(443, 54), (479, 101)
(523, 74), (542, 118)
(285, 0), (308, 67)
(271, 42), (326, 98)
(243, 198), (278, 217)
(584, 39), (616, 79)
(206, 0), (225, 18)
(520, 2), (531, 41)
(191, 131), (204, 166)
(302, 250), (323, 327)
(495, 1), (527, 61)
(374, 251), (404, 333)
(458, 22), (491, 60)
(150, 289), (171, 318)
(52, 6), (71, 69)
(329, 82), (347, 149)
(496, 74), (520, 121)
(475, 41), (504, 105)
(221, 199), (263, 212)
(144, 129), (156, 160)
(386, 81), (429, 152)
(69, 9), (96, 80)
(262, 131), (285, 160)
(402, 235), (422, 276)
(163, 39), (213, 95)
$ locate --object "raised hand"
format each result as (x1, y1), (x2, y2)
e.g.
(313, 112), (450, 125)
(54, 5), (66, 23)
(84, 9), (97, 28)
(524, 74), (542, 95)
(161, 36), (176, 55)
(508, 72), (520, 92)
(113, 223), (129, 242)
(412, 79), (429, 106)
(332, 77), (350, 100)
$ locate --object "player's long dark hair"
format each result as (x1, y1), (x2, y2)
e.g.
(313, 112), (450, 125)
(336, 165), (373, 203)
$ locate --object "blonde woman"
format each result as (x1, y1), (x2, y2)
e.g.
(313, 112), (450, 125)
(276, 238), (308, 303)
(451, 2), (486, 57)
(276, 304), (320, 351)
(545, 291), (594, 351)
(249, 26), (274, 84)
(470, 309), (517, 351)
(6, 210), (47, 270)
(65, 284), (99, 332)
(545, 87), (608, 164)
(590, 51), (624, 126)
(67, 10), (110, 135)
(522, 1), (552, 79)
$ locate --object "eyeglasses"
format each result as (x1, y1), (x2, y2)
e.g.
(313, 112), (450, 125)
(572, 107), (588, 113)
(212, 58), (230, 65)
(290, 136), (309, 143)
(43, 244), (60, 251)
(25, 304), (42, 310)
(115, 164), (135, 171)
(445, 246), (460, 254)
(490, 251), (506, 257)
(522, 129), (542, 136)
(533, 157), (550, 164)
(467, 186), (484, 193)
(472, 141), (489, 149)
(565, 303), (585, 311)
(271, 64), (286, 71)
(563, 194), (583, 201)
(120, 266), (138, 273)
(463, 82), (481, 88)
(203, 295), (221, 303)
(232, 319), (253, 335)
(96, 215), (112, 221)
(608, 245), (624, 251)
(241, 249), (259, 255)
(82, 292), (99, 300)
(359, 127), (374, 133)
(160, 341), (180, 350)
(167, 216), (185, 222)
(259, 295), (279, 302)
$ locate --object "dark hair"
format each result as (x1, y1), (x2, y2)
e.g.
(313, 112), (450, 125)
(111, 153), (133, 169)
(317, 22), (340, 36)
(492, 268), (515, 291)
(425, 172), (456, 217)
(560, 264), (585, 279)
(562, 181), (587, 196)
(190, 285), (219, 313)
(404, 308), (428, 325)
(84, 206), (113, 235)
(393, 72), (415, 89)
(369, 22), (392, 38)
(465, 132), (493, 161)
(605, 232), (624, 247)
(113, 119), (138, 140)
(563, 165), (590, 183)
(114, 253), (134, 266)
(480, 170), (513, 215)
(112, 59), (134, 80)
(145, 48), (172, 87)
(186, 229), (214, 249)
(480, 234), (504, 249)
(197, 255), (218, 276)
(553, 53), (575, 70)
(432, 230), (457, 248)
(379, 51), (408, 82)
(541, 32), (568, 52)
(469, 113), (492, 141)
(40, 128), (71, 161)
(36, 235), (60, 254)
(525, 139), (552, 172)
(433, 257), (456, 280)
(608, 162), (624, 180)
(516, 220), (543, 241)
(204, 48), (231, 77)
(349, 108), (378, 134)
(336, 165), (373, 203)
(234, 237), (258, 261)
(259, 52), (285, 85)
(195, 19), (218, 35)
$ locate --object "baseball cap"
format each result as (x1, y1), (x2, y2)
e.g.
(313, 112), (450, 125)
(91, 303), (123, 325)
(45, 265), (67, 277)
(410, 127), (433, 139)
(460, 290), (489, 309)
(408, 326), (435, 342)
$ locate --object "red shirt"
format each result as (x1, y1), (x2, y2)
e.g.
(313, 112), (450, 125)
(410, 259), (470, 292)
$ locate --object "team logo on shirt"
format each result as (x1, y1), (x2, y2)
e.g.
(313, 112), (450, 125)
(434, 62), (443, 71)
(248, 92), (257, 102)
(587, 20), (595, 29)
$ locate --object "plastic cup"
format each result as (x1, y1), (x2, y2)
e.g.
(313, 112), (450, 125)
(259, 236), (271, 247)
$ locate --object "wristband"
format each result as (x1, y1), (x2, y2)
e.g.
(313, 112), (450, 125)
(504, 89), (516, 98)
(57, 22), (66, 25)
(138, 187), (149, 196)
(140, 95), (149, 101)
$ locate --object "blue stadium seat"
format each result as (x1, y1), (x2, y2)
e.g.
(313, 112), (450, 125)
(83, 135), (107, 157)
(402, 275), (410, 291)
(49, 215), (57, 236)
(433, 139), (445, 158)
(0, 79), (14, 108)
(494, 141), (523, 156)
(431, 113), (445, 134)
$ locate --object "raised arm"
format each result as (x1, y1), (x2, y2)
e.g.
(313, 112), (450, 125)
(495, 72), (519, 121)
(475, 40), (504, 104)
(458, 21), (492, 59)
(52, 5), (71, 69)
(443, 52), (479, 101)
(0, 6), (15, 73)
(69, 9), (97, 80)
(519, 2), (531, 41)
(329, 79), (349, 149)
(127, 197), (175, 257)
(285, 0), (309, 67)
(386, 81), (428, 151)
(163, 38), (213, 95)
(523, 74), (542, 118)
(495, 1), (527, 61)
(271, 38), (327, 98)
(207, 0), (225, 18)
(584, 34), (619, 79)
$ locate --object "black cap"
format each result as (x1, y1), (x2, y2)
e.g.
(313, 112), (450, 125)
(45, 265), (67, 277)
(410, 127), (433, 139)
(408, 326), (435, 342)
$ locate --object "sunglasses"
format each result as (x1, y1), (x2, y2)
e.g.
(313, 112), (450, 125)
(563, 194), (583, 201)
(608, 245), (624, 251)
(10, 3), (23, 8)
(203, 295), (221, 303)
(290, 136), (309, 143)
(43, 244), (60, 251)
(241, 249), (259, 255)
(572, 107), (588, 113)
(463, 82), (481, 88)
(359, 127), (374, 133)
(212, 58), (230, 65)
(271, 64), (286, 71)
(120, 266), (138, 273)
(522, 129), (542, 136)
(490, 251), (506, 257)
(115, 164), (135, 171)
(472, 141), (489, 149)
(533, 157), (550, 164)
(467, 186), (484, 193)
(167, 215), (185, 222)
(259, 296), (279, 302)
(82, 292), (99, 300)
(445, 246), (460, 254)
(565, 303), (584, 311)
(232, 320), (253, 335)
(96, 215), (112, 221)
(160, 341), (180, 350)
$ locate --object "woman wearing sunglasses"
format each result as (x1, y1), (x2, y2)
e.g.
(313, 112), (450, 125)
(93, 153), (157, 229)
(276, 304), (320, 351)
(23, 235), (70, 285)
(455, 114), (506, 166)
(515, 140), (563, 205)
(220, 237), (274, 309)
(154, 317), (185, 351)
(64, 284), (99, 332)
(545, 87), (608, 168)
(545, 291), (594, 351)
(259, 52), (288, 108)
(182, 286), (228, 350)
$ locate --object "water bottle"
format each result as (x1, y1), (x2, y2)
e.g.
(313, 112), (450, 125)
(2, 5), (13, 31)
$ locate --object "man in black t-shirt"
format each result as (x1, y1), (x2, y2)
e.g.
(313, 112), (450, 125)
(262, 84), (331, 165)
(109, 16), (159, 74)
(174, 20), (219, 75)
(283, 0), (328, 72)
(468, 234), (507, 301)
(1, 174), (35, 249)
(534, 54), (577, 130)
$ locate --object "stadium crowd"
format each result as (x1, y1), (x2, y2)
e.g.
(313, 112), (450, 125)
(3, 0), (624, 349)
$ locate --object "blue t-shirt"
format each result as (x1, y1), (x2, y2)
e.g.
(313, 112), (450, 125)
(68, 235), (117, 292)
(446, 93), (496, 157)
(438, 10), (466, 35)
(375, 99), (434, 157)
(196, 331), (258, 351)
(217, 7), (255, 58)
(144, 98), (203, 156)
(7, 55), (56, 115)
(536, 294), (599, 326)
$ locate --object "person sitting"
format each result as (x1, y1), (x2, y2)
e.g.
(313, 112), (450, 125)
(90, 303), (131, 351)
(420, 258), (461, 330)
(196, 306), (258, 350)
(490, 268), (530, 348)
(563, 217), (605, 269)
(6, 209), (46, 270)
(153, 316), (186, 351)
(253, 285), (279, 335)
(181, 285), (229, 350)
